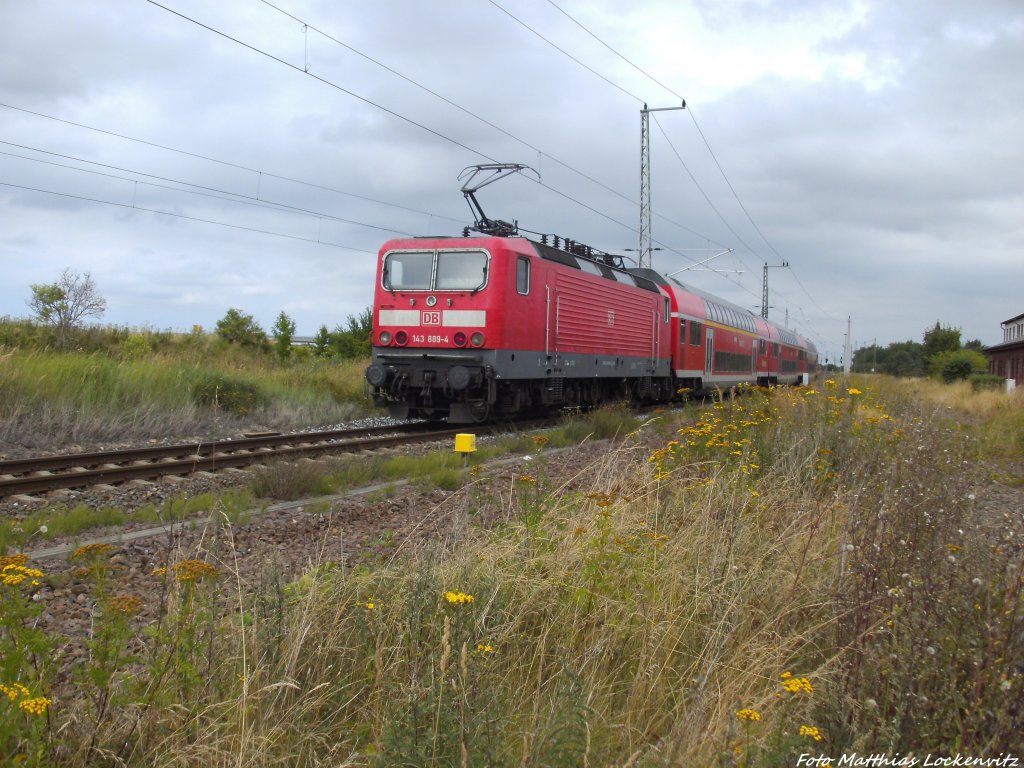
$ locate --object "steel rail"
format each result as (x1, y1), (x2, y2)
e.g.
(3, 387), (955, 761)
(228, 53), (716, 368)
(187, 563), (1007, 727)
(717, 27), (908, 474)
(0, 419), (554, 498)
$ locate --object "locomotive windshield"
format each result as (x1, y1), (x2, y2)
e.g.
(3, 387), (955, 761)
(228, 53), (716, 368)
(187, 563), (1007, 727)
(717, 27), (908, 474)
(383, 251), (433, 290)
(383, 249), (488, 291)
(436, 250), (487, 290)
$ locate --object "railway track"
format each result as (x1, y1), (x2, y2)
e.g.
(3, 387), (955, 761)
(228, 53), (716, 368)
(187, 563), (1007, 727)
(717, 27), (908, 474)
(0, 420), (548, 498)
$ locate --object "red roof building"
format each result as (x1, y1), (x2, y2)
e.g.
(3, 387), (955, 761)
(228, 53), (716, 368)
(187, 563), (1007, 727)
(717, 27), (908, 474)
(986, 312), (1024, 385)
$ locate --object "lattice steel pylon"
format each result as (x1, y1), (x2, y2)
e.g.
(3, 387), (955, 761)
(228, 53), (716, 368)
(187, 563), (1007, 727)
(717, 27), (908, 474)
(639, 102), (686, 269)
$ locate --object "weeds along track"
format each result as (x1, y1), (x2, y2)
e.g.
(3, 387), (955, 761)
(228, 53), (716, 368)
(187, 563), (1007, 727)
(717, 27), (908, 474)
(0, 420), (556, 498)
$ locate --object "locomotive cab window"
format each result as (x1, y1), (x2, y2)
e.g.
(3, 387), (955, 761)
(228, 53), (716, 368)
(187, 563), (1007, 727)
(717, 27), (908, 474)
(436, 250), (488, 291)
(516, 256), (530, 295)
(383, 251), (433, 290)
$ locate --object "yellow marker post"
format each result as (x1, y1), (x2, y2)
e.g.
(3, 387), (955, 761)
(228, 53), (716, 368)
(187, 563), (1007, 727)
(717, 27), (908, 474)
(454, 433), (477, 467)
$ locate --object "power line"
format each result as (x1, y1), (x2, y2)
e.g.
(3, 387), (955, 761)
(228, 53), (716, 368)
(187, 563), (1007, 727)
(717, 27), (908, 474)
(143, 0), (499, 163)
(543, 0), (684, 102)
(0, 101), (464, 225)
(0, 180), (373, 252)
(509, 3), (839, 328)
(254, 0), (726, 257)
(486, 0), (641, 104)
(145, 0), (733, 264)
(0, 142), (415, 236)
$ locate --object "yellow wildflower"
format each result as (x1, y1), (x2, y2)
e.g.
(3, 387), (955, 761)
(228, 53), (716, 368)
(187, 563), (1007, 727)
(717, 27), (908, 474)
(0, 683), (30, 702)
(846, 388), (862, 396)
(735, 708), (761, 721)
(2, 563), (45, 587)
(476, 643), (494, 654)
(108, 595), (143, 616)
(18, 697), (51, 716)
(0, 554), (29, 570)
(70, 543), (116, 561)
(799, 724), (823, 741)
(172, 559), (219, 583)
(444, 590), (475, 605)
(782, 674), (814, 694)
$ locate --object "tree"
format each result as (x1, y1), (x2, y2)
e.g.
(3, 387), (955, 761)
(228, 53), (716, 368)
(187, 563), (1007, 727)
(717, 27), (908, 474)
(923, 322), (961, 371)
(215, 308), (267, 348)
(272, 310), (296, 360)
(328, 307), (373, 359)
(27, 268), (107, 347)
(313, 324), (331, 357)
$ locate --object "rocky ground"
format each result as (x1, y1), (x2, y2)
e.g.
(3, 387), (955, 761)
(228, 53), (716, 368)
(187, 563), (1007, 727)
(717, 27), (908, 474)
(4, 417), (1021, 706)
(6, 427), (629, 695)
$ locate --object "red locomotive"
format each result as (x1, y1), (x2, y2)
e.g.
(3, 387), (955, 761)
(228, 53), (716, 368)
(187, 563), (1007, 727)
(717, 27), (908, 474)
(365, 165), (817, 422)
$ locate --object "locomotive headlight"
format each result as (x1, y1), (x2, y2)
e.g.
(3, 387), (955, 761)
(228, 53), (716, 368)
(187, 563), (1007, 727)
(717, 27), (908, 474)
(453, 331), (468, 347)
(470, 332), (485, 347)
(379, 331), (392, 345)
(395, 330), (409, 346)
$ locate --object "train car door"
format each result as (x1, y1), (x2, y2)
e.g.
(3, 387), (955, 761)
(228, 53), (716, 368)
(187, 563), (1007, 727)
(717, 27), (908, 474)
(705, 328), (714, 377)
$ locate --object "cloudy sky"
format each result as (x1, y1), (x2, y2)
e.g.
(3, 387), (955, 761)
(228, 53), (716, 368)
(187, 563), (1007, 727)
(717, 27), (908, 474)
(2, 0), (1022, 362)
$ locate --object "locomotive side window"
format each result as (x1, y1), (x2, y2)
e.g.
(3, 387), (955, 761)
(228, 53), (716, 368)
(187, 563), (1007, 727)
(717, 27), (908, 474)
(436, 250), (488, 291)
(689, 321), (702, 345)
(516, 256), (530, 295)
(383, 251), (433, 290)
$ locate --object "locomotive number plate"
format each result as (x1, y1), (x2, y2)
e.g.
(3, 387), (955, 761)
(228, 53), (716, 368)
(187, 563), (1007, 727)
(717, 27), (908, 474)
(421, 311), (441, 325)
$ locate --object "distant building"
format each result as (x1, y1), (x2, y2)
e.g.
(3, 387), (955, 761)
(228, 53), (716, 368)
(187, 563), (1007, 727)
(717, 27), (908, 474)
(986, 312), (1024, 386)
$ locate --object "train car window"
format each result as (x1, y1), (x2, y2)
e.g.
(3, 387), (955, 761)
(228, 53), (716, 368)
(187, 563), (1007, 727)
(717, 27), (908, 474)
(516, 256), (530, 295)
(664, 297), (670, 323)
(383, 251), (433, 290)
(436, 250), (488, 291)
(759, 339), (766, 355)
(772, 343), (779, 356)
(689, 320), (702, 345)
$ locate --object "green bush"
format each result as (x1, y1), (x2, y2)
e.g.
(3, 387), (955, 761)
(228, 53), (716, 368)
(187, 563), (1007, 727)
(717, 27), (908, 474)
(190, 370), (267, 416)
(969, 373), (1006, 391)
(931, 348), (988, 382)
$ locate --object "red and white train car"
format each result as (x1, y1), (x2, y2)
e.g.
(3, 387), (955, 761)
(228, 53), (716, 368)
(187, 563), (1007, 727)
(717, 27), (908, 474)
(365, 236), (673, 422)
(365, 235), (817, 422)
(631, 269), (817, 391)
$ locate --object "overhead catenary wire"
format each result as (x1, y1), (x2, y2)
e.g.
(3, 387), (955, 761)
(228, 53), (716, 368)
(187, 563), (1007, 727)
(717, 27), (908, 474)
(0, 180), (372, 252)
(0, 142), (416, 237)
(253, 0), (728, 256)
(504, 2), (838, 330)
(141, 0), (730, 263)
(0, 102), (464, 225)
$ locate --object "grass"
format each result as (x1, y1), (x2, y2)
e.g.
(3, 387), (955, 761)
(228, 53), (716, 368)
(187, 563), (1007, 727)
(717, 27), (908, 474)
(0, 341), (371, 449)
(2, 379), (1022, 765)
(0, 489), (255, 552)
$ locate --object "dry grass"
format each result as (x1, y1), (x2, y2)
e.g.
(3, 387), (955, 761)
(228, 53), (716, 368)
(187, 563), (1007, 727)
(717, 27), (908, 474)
(5, 380), (1022, 765)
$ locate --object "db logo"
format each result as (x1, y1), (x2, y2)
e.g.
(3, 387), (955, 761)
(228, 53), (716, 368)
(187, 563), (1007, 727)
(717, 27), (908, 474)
(421, 311), (441, 326)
